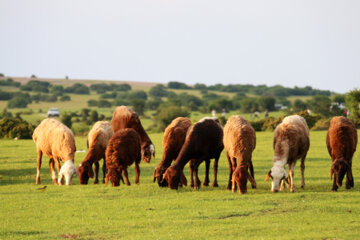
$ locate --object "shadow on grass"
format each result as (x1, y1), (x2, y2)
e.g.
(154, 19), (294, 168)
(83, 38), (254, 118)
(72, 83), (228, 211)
(3, 231), (45, 236)
(0, 167), (60, 186)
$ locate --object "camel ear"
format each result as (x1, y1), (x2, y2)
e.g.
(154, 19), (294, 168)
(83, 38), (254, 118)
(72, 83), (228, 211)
(265, 170), (272, 181)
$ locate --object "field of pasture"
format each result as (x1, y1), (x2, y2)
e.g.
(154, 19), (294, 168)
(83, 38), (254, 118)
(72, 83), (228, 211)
(1, 130), (360, 239)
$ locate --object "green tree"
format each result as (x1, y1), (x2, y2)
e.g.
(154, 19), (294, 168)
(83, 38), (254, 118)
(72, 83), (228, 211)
(258, 96), (276, 111)
(61, 113), (72, 128)
(89, 110), (99, 123)
(149, 84), (169, 98)
(345, 89), (360, 126)
(306, 95), (331, 117)
(7, 97), (28, 108)
(167, 81), (191, 89)
(132, 99), (146, 115)
(153, 105), (190, 132)
(293, 99), (307, 112)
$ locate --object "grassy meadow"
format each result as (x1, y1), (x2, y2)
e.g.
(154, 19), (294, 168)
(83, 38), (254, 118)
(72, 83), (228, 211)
(1, 130), (360, 239)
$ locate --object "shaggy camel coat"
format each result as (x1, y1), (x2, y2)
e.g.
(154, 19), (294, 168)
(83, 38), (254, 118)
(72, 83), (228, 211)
(111, 106), (154, 163)
(153, 117), (191, 187)
(223, 115), (256, 194)
(32, 118), (76, 185)
(78, 121), (114, 184)
(326, 116), (357, 191)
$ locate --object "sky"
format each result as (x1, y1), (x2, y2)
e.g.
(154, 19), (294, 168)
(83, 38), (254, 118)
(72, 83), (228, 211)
(0, 0), (359, 93)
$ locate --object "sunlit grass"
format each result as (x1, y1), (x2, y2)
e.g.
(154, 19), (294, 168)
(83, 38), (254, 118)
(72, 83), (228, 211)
(0, 131), (359, 239)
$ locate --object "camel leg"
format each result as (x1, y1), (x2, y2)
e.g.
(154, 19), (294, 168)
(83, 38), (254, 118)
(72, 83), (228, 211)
(49, 158), (58, 185)
(123, 169), (130, 185)
(54, 159), (63, 185)
(190, 160), (195, 188)
(226, 153), (233, 190)
(300, 156), (306, 189)
(289, 163), (296, 192)
(135, 162), (140, 184)
(36, 150), (42, 184)
(346, 162), (354, 189)
(94, 162), (99, 184)
(212, 155), (220, 187)
(203, 159), (210, 186)
(102, 157), (107, 183)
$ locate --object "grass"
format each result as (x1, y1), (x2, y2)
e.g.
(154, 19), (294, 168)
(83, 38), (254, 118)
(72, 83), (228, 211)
(1, 130), (360, 239)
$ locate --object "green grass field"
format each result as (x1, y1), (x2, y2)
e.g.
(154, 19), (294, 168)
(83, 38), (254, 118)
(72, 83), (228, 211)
(1, 130), (359, 239)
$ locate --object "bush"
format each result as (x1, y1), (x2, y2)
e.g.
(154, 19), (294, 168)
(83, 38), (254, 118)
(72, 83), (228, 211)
(61, 113), (72, 128)
(65, 83), (90, 94)
(111, 83), (132, 92)
(0, 117), (35, 139)
(0, 91), (13, 100)
(0, 109), (12, 118)
(311, 118), (330, 131)
(89, 110), (99, 124)
(0, 78), (20, 87)
(60, 95), (71, 101)
(149, 84), (169, 98)
(296, 110), (322, 129)
(20, 80), (51, 93)
(87, 99), (98, 107)
(97, 99), (112, 108)
(261, 116), (284, 131)
(167, 81), (191, 89)
(7, 96), (29, 108)
(132, 99), (145, 116)
(50, 85), (64, 96)
(152, 105), (190, 132)
(250, 119), (266, 131)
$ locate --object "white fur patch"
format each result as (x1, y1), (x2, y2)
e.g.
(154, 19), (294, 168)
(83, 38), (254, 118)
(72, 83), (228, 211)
(199, 117), (218, 123)
(58, 160), (77, 185)
(270, 158), (288, 192)
(150, 144), (155, 156)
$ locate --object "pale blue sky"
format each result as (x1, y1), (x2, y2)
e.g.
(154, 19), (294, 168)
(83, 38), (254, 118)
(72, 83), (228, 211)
(1, 0), (359, 93)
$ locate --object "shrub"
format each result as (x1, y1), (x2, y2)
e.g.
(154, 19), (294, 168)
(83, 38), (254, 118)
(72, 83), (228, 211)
(152, 105), (190, 132)
(250, 119), (266, 131)
(296, 110), (322, 129)
(50, 85), (64, 96)
(0, 117), (35, 139)
(0, 91), (13, 100)
(311, 118), (330, 131)
(131, 99), (145, 116)
(7, 96), (28, 108)
(65, 83), (90, 94)
(97, 99), (112, 108)
(88, 110), (99, 124)
(60, 113), (72, 128)
(0, 109), (12, 118)
(87, 99), (98, 107)
(20, 80), (50, 93)
(0, 78), (21, 87)
(168, 81), (191, 89)
(60, 95), (71, 101)
(149, 84), (169, 98)
(261, 116), (284, 131)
